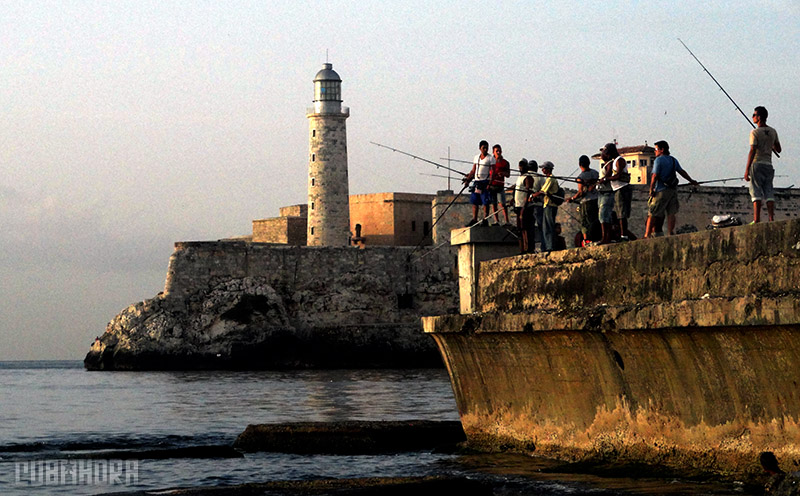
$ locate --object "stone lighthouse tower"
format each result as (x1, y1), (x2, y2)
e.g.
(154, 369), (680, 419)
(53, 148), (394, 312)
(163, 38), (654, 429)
(306, 63), (350, 246)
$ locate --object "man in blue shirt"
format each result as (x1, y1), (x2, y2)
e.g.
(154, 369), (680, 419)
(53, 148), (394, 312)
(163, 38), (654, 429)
(644, 140), (699, 238)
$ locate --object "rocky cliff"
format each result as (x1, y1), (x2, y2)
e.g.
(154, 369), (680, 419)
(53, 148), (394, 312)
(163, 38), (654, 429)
(85, 243), (457, 370)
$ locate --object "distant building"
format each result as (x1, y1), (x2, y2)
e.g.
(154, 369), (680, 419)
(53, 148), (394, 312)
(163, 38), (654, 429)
(252, 205), (308, 245)
(592, 144), (655, 185)
(253, 193), (433, 247)
(350, 193), (434, 247)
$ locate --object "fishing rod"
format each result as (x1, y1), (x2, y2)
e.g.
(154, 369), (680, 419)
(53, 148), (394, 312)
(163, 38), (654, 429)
(370, 142), (468, 177)
(440, 156), (584, 184)
(680, 177), (742, 186)
(678, 175), (786, 186)
(440, 156), (530, 178)
(678, 38), (780, 158)
(419, 172), (452, 180)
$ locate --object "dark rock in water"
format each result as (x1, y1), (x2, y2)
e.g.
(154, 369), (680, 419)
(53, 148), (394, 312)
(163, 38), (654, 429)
(233, 420), (466, 454)
(100, 475), (491, 496)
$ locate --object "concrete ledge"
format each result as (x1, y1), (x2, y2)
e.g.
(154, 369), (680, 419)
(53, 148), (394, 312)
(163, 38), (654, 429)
(450, 225), (518, 246)
(424, 294), (800, 333)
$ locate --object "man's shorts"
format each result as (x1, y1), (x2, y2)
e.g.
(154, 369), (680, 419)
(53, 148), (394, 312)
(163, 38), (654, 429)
(579, 199), (599, 235)
(598, 191), (615, 224)
(614, 185), (632, 220)
(489, 184), (507, 206)
(470, 180), (491, 206)
(749, 162), (775, 203)
(519, 205), (535, 232)
(648, 187), (679, 217)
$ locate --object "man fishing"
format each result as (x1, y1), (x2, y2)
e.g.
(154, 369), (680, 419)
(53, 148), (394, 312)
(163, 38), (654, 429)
(745, 106), (782, 223)
(645, 140), (699, 237)
(566, 155), (599, 247)
(514, 159), (536, 253)
(529, 161), (559, 252)
(595, 144), (616, 244)
(489, 144), (511, 226)
(598, 143), (634, 241)
(462, 140), (495, 227)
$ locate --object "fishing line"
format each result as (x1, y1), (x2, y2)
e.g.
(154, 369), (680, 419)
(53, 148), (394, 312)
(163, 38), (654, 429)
(408, 181), (470, 257)
(678, 38), (779, 158)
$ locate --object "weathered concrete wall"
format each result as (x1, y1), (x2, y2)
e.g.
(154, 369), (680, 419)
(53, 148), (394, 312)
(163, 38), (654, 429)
(424, 219), (800, 478)
(478, 217), (800, 314)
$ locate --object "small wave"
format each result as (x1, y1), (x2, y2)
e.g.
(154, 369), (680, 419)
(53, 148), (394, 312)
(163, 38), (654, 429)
(0, 432), (235, 458)
(0, 360), (83, 370)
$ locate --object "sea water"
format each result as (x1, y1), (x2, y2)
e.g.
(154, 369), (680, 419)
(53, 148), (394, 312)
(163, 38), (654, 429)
(0, 361), (754, 495)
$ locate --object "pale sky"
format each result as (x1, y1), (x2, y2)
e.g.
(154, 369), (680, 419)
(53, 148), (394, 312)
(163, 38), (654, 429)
(1, 1), (798, 360)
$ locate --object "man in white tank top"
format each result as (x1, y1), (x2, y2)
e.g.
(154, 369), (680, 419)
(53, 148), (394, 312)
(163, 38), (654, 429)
(598, 143), (634, 241)
(462, 140), (496, 226)
(514, 159), (536, 253)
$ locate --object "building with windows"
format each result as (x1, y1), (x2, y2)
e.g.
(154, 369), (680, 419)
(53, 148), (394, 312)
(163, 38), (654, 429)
(592, 144), (655, 185)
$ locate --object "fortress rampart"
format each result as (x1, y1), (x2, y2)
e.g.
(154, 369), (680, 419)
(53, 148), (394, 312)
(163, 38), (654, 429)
(85, 242), (458, 370)
(163, 242), (454, 317)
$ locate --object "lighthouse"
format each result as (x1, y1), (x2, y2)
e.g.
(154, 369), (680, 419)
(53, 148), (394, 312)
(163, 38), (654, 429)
(306, 63), (350, 246)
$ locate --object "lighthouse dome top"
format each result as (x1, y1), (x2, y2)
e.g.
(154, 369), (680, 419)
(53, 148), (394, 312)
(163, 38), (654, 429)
(314, 63), (341, 82)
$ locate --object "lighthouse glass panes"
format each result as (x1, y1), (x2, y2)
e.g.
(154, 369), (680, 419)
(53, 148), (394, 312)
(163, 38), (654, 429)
(315, 80), (341, 101)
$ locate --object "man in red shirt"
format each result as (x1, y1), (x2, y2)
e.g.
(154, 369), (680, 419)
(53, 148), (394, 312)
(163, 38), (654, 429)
(489, 144), (511, 225)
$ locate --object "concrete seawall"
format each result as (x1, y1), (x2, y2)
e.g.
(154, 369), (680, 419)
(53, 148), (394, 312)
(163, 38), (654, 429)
(424, 219), (800, 477)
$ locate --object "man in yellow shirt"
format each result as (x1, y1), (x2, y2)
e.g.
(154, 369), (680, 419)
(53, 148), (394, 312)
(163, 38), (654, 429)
(529, 161), (559, 252)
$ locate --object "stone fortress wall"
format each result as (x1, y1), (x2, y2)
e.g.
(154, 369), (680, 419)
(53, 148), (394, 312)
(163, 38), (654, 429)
(85, 241), (458, 370)
(163, 241), (456, 321)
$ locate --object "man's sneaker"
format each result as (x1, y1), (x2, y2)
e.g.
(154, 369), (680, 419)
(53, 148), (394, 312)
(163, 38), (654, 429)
(479, 219), (489, 227)
(582, 240), (593, 247)
(465, 219), (477, 227)
(619, 235), (630, 242)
